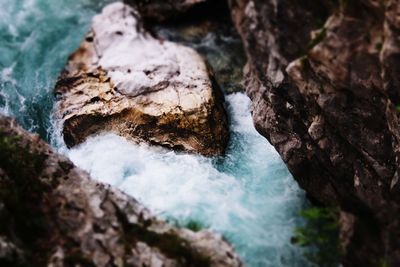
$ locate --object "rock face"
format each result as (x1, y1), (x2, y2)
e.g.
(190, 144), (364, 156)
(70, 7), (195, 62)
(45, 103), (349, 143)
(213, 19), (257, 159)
(230, 0), (400, 266)
(55, 2), (229, 156)
(0, 115), (242, 267)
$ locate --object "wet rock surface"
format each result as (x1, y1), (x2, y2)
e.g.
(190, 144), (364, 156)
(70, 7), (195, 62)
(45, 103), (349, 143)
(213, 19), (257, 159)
(0, 115), (242, 267)
(230, 0), (400, 265)
(55, 2), (229, 156)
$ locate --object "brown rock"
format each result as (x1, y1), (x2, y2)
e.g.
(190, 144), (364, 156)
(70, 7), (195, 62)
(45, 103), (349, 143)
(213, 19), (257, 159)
(230, 0), (400, 265)
(54, 2), (229, 156)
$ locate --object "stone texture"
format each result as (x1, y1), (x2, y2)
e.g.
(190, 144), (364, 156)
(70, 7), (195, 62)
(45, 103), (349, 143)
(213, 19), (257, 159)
(230, 0), (400, 266)
(55, 2), (229, 156)
(0, 115), (242, 267)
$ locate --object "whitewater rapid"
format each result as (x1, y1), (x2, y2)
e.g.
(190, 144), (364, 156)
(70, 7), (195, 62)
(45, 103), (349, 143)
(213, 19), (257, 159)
(0, 0), (311, 266)
(66, 93), (310, 266)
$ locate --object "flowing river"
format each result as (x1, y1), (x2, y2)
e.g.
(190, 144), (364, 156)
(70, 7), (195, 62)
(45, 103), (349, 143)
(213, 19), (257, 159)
(0, 0), (312, 266)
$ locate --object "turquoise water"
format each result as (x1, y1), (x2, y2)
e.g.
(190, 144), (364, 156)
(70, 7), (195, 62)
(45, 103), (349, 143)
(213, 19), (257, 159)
(0, 0), (112, 139)
(0, 0), (311, 266)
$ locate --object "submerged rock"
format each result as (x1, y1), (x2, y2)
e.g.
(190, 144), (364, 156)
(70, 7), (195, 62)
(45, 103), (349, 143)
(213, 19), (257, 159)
(0, 115), (242, 266)
(230, 0), (400, 265)
(55, 2), (229, 156)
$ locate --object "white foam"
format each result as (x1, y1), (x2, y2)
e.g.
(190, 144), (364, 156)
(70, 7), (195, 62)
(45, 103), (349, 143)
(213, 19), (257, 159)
(67, 93), (309, 266)
(226, 92), (260, 134)
(68, 133), (254, 224)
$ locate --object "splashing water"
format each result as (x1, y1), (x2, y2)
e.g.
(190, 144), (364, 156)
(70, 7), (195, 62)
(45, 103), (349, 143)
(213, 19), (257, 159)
(67, 93), (311, 266)
(0, 0), (312, 266)
(0, 0), (113, 139)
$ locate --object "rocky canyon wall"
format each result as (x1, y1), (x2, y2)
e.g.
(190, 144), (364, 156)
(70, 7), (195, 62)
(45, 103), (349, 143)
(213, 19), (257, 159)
(229, 0), (400, 265)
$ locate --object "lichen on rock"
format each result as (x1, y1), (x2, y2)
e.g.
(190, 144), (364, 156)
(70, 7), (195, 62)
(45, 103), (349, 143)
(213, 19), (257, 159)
(55, 2), (229, 156)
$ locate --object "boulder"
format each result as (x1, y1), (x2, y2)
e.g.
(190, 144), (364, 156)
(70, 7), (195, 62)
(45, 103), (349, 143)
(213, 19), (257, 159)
(230, 0), (400, 265)
(0, 115), (242, 266)
(55, 2), (229, 156)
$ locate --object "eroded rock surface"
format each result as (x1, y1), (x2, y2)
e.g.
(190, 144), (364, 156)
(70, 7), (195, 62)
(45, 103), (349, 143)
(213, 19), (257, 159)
(0, 115), (242, 267)
(55, 2), (229, 156)
(230, 0), (400, 266)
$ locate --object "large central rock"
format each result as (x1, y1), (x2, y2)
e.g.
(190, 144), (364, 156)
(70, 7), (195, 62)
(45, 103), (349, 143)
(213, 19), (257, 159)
(55, 2), (229, 156)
